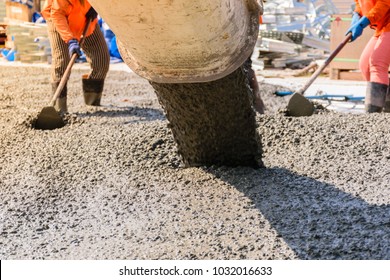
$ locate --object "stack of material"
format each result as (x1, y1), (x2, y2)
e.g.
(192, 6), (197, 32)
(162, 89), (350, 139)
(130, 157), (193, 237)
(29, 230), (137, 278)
(6, 22), (50, 63)
(256, 29), (326, 69)
(0, 1), (6, 22)
(255, 0), (355, 70)
(4, 0), (34, 23)
(331, 0), (355, 13)
(261, 0), (353, 40)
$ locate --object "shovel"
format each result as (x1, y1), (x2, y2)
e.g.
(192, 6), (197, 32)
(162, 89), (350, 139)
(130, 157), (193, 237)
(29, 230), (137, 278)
(35, 19), (91, 130)
(286, 33), (353, 117)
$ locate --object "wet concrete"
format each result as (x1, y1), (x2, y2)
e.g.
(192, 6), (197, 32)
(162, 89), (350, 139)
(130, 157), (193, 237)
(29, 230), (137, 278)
(151, 66), (261, 167)
(1, 64), (390, 260)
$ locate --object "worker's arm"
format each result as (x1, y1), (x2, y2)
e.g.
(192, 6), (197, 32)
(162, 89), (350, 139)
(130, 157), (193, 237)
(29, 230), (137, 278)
(354, 0), (362, 16)
(346, 0), (386, 41)
(365, 0), (390, 26)
(351, 0), (362, 26)
(346, 16), (370, 41)
(257, 0), (263, 16)
(50, 0), (74, 43)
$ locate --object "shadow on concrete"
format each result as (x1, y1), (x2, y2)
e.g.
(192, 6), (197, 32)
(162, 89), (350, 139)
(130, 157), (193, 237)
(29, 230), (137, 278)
(206, 166), (390, 259)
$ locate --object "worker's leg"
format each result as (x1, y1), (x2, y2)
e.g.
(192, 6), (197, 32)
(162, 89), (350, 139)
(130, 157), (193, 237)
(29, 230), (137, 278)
(370, 32), (390, 113)
(385, 77), (390, 112)
(81, 25), (110, 106)
(46, 19), (70, 113)
(248, 66), (264, 114)
(369, 32), (390, 84)
(360, 34), (390, 112)
(244, 57), (265, 114)
(359, 36), (377, 81)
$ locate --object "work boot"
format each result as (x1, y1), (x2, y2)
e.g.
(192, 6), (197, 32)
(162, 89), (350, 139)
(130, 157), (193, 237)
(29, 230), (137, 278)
(82, 75), (104, 106)
(365, 82), (387, 113)
(52, 82), (68, 114)
(384, 79), (390, 113)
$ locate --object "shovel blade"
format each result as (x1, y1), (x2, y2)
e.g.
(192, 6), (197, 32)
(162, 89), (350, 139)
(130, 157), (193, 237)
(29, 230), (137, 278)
(287, 93), (315, 117)
(34, 106), (65, 130)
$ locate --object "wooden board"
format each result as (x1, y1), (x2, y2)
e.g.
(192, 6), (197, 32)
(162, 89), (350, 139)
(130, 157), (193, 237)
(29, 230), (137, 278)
(5, 1), (34, 22)
(330, 69), (365, 81)
(330, 14), (374, 71)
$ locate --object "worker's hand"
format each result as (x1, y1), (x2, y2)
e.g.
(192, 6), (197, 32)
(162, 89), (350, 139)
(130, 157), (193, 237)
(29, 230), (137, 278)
(351, 12), (361, 26)
(68, 39), (82, 57)
(346, 16), (370, 42)
(86, 7), (98, 20)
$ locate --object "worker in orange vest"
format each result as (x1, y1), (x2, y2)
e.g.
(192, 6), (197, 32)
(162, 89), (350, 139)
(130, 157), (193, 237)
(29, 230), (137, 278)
(346, 0), (390, 113)
(42, 0), (110, 114)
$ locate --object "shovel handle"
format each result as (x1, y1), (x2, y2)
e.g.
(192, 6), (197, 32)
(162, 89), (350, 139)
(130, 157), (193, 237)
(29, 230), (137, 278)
(49, 19), (92, 107)
(49, 53), (78, 107)
(296, 33), (352, 95)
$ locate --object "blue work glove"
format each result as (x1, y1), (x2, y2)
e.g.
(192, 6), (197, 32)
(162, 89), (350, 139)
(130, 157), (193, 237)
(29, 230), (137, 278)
(86, 7), (98, 20)
(68, 39), (81, 57)
(351, 12), (361, 26)
(346, 16), (370, 42)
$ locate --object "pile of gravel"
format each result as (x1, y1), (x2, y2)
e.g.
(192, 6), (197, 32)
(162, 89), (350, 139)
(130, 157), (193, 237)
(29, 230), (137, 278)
(0, 64), (389, 259)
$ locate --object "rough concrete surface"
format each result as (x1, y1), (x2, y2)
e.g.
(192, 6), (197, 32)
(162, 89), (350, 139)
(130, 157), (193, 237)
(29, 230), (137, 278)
(0, 63), (389, 260)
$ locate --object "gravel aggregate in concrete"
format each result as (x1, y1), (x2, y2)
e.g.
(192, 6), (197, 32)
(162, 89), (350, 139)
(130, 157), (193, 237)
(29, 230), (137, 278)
(0, 64), (389, 260)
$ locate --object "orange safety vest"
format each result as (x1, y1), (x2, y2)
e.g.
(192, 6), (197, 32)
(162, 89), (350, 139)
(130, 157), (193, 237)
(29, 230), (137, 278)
(42, 0), (97, 43)
(354, 0), (390, 36)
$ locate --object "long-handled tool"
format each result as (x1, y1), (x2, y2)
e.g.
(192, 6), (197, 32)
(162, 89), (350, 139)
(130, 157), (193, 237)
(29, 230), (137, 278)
(276, 92), (365, 102)
(35, 19), (91, 130)
(285, 33), (353, 117)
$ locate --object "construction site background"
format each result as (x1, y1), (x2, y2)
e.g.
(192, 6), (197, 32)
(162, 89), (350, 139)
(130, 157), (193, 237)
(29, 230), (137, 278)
(0, 0), (372, 82)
